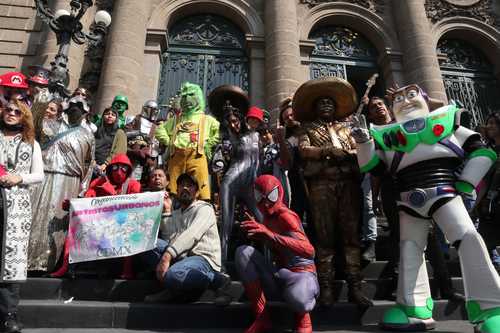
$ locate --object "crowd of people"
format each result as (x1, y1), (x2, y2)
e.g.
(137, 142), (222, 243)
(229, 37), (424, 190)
(0, 65), (499, 333)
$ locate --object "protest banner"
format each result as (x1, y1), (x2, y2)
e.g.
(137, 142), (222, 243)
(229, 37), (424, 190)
(68, 192), (164, 263)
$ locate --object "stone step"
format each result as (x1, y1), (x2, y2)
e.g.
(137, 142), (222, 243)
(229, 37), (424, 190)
(18, 299), (467, 329)
(20, 277), (465, 303)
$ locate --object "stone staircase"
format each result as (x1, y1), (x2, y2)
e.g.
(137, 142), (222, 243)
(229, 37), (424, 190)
(18, 222), (470, 330)
(18, 260), (467, 330)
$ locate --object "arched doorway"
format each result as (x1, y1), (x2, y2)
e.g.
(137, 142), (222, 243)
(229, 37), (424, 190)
(438, 39), (500, 128)
(308, 26), (383, 99)
(157, 14), (249, 112)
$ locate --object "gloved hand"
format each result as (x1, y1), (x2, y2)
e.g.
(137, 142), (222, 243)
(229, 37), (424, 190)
(240, 220), (273, 240)
(351, 115), (371, 143)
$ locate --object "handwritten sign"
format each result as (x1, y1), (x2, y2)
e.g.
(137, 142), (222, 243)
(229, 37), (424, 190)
(68, 192), (164, 263)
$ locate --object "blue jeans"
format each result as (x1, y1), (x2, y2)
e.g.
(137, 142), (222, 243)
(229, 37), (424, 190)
(140, 239), (224, 297)
(361, 174), (377, 242)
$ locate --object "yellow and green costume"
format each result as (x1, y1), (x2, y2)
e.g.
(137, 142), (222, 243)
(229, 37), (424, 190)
(155, 82), (219, 200)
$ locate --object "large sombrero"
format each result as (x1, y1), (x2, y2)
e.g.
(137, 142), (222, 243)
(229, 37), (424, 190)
(208, 85), (249, 121)
(292, 76), (358, 122)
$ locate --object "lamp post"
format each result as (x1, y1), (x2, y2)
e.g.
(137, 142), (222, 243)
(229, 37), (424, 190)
(34, 0), (112, 98)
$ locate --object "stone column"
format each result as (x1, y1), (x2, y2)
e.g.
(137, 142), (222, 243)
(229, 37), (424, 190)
(264, 0), (302, 115)
(392, 0), (447, 102)
(35, 0), (95, 91)
(95, 0), (152, 115)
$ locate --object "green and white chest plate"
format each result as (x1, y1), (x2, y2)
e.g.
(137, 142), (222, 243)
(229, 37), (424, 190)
(370, 105), (459, 153)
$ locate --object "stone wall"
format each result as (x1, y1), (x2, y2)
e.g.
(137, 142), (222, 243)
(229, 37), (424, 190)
(0, 0), (41, 74)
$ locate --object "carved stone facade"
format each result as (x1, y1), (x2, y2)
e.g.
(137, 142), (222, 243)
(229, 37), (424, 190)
(299, 0), (384, 14)
(0, 0), (498, 116)
(425, 0), (497, 26)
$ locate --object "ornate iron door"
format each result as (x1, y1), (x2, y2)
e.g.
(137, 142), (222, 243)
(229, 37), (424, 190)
(438, 39), (500, 128)
(157, 15), (249, 113)
(308, 26), (382, 97)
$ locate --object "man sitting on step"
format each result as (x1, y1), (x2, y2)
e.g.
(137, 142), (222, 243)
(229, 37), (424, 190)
(143, 172), (231, 303)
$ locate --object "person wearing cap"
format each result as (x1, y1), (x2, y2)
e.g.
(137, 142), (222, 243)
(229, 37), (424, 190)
(91, 94), (128, 129)
(295, 77), (372, 308)
(70, 88), (98, 134)
(143, 172), (231, 303)
(155, 82), (219, 201)
(0, 72), (30, 107)
(28, 96), (95, 273)
(94, 107), (127, 176)
(246, 106), (264, 131)
(26, 65), (50, 104)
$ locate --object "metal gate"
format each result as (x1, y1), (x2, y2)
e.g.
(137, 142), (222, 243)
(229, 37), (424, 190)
(157, 14), (249, 114)
(438, 39), (500, 128)
(308, 26), (382, 97)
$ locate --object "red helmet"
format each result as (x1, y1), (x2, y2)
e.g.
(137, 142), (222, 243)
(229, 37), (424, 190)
(0, 72), (28, 89)
(246, 106), (264, 122)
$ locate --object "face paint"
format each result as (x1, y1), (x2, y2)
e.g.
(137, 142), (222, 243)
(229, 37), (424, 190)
(112, 101), (127, 114)
(315, 97), (336, 121)
(66, 106), (85, 125)
(179, 82), (205, 115)
(391, 85), (430, 123)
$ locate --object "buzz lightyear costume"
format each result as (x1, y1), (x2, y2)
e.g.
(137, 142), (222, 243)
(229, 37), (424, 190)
(352, 84), (500, 333)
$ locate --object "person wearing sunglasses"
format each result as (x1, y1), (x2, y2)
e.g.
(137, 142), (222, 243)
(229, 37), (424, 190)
(51, 154), (141, 279)
(236, 175), (318, 333)
(0, 99), (44, 333)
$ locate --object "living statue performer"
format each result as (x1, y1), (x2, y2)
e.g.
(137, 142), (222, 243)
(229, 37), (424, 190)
(155, 82), (219, 200)
(237, 175), (318, 333)
(208, 85), (263, 269)
(352, 84), (500, 332)
(294, 77), (372, 308)
(28, 96), (95, 273)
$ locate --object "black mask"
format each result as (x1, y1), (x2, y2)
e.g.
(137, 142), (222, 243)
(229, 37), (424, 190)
(66, 107), (85, 126)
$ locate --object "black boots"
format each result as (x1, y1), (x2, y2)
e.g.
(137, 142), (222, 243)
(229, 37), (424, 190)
(347, 274), (373, 308)
(2, 313), (22, 333)
(362, 241), (376, 263)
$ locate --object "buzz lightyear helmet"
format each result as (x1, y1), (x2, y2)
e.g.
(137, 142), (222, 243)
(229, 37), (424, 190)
(141, 99), (159, 121)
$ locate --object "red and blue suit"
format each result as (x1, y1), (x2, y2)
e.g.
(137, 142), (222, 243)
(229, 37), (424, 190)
(236, 175), (319, 333)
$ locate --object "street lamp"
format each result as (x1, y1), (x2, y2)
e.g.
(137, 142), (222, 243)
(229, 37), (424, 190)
(34, 0), (112, 98)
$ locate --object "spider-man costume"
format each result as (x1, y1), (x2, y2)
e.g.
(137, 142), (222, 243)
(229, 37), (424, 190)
(237, 175), (319, 333)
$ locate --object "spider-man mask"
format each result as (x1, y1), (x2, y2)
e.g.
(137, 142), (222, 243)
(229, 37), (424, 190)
(254, 175), (285, 215)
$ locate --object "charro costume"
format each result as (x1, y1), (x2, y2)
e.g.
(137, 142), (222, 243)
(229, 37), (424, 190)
(294, 77), (371, 307)
(155, 82), (219, 200)
(353, 84), (500, 332)
(209, 85), (263, 269)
